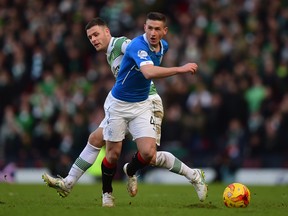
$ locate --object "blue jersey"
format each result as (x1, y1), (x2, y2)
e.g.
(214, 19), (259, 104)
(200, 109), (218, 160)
(111, 33), (168, 102)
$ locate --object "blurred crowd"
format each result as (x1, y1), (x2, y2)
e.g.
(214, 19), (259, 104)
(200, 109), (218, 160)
(0, 0), (288, 182)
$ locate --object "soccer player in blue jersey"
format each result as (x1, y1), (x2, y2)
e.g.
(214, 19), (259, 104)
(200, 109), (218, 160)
(101, 12), (207, 207)
(42, 16), (207, 207)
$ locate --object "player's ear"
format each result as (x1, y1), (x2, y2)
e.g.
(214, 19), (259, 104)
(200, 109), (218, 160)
(163, 26), (168, 35)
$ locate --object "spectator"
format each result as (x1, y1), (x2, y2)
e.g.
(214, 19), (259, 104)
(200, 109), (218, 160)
(0, 0), (287, 177)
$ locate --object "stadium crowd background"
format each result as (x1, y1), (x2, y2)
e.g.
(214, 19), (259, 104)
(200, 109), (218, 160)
(0, 0), (288, 182)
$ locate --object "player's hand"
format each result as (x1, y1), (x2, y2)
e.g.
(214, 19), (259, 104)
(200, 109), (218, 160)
(181, 63), (198, 75)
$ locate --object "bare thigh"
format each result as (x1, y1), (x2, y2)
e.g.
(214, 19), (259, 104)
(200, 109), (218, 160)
(88, 127), (105, 148)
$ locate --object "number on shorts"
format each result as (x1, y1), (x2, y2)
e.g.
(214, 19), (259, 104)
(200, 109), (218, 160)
(150, 116), (155, 125)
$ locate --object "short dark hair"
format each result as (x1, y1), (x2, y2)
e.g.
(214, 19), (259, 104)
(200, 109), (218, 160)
(85, 18), (108, 30)
(146, 12), (167, 24)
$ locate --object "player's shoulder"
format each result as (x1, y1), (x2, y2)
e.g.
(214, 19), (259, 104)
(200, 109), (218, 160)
(114, 36), (130, 46)
(115, 36), (130, 41)
(107, 36), (131, 54)
(161, 38), (169, 49)
(127, 35), (147, 50)
(161, 38), (168, 46)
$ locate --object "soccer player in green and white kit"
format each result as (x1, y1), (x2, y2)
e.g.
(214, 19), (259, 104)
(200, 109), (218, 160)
(42, 18), (207, 206)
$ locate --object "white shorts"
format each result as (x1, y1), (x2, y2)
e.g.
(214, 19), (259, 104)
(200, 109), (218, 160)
(103, 92), (157, 142)
(99, 116), (106, 129)
(99, 113), (129, 134)
(148, 94), (164, 146)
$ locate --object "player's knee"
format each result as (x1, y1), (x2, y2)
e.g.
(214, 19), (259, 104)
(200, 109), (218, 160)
(106, 150), (120, 164)
(88, 131), (105, 148)
(140, 149), (155, 163)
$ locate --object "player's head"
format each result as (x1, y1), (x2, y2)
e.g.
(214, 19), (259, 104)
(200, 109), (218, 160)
(144, 12), (168, 48)
(86, 18), (111, 52)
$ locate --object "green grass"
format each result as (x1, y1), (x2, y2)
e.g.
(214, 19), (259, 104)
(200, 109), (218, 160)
(0, 182), (287, 216)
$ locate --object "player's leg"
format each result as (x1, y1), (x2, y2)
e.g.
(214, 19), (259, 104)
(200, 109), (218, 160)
(153, 151), (208, 201)
(101, 92), (127, 206)
(154, 151), (196, 180)
(149, 94), (208, 201)
(64, 128), (104, 187)
(42, 127), (104, 197)
(123, 102), (157, 197)
(101, 140), (122, 207)
(123, 137), (156, 197)
(125, 137), (156, 175)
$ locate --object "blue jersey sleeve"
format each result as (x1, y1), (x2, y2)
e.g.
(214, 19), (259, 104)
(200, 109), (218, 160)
(126, 39), (154, 69)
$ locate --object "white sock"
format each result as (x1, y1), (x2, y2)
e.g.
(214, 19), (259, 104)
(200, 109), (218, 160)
(155, 151), (197, 181)
(64, 142), (101, 188)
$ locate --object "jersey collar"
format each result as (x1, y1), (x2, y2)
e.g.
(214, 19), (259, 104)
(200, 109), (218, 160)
(106, 37), (115, 56)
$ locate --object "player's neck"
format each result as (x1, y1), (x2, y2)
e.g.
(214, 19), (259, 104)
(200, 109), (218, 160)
(151, 44), (160, 53)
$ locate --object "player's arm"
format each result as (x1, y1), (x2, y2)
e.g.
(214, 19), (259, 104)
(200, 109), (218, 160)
(140, 63), (198, 79)
(128, 39), (197, 79)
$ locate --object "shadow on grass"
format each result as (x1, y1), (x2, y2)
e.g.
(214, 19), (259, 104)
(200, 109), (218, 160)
(185, 202), (219, 209)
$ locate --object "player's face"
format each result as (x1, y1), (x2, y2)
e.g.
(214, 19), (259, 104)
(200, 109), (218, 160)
(144, 19), (168, 49)
(86, 25), (111, 51)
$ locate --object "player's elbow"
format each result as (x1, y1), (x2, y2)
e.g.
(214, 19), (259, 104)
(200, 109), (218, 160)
(143, 72), (153, 79)
(141, 65), (154, 79)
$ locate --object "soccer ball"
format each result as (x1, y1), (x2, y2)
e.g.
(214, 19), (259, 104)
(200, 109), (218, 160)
(223, 182), (251, 208)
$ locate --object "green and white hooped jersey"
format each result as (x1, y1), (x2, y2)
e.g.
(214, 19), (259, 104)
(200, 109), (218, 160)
(106, 37), (129, 78)
(106, 37), (157, 95)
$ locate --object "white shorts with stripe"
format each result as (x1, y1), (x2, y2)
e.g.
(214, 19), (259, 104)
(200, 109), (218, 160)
(147, 94), (164, 146)
(103, 92), (157, 142)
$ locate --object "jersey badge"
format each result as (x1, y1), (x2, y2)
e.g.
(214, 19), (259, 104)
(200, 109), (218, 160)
(137, 50), (148, 59)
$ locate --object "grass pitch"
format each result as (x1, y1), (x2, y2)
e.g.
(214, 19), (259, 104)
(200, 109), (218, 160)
(0, 182), (287, 216)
